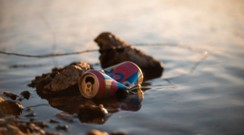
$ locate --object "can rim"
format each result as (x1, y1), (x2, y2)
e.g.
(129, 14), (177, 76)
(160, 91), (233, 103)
(78, 71), (99, 99)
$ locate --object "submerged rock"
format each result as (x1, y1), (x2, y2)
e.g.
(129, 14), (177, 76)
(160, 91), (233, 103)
(95, 32), (164, 80)
(78, 104), (108, 124)
(29, 62), (92, 94)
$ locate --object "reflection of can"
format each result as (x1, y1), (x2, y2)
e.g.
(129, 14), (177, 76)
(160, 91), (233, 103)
(103, 61), (143, 87)
(79, 70), (128, 99)
(120, 88), (144, 111)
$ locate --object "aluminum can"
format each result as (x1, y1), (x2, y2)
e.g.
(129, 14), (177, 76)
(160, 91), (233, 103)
(79, 70), (128, 99)
(102, 61), (143, 88)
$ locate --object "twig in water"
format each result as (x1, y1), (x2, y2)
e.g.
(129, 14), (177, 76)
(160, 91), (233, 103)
(0, 49), (98, 58)
(0, 43), (212, 59)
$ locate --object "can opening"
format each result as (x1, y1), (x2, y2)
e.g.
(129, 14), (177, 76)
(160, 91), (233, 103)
(85, 77), (95, 84)
(84, 77), (95, 95)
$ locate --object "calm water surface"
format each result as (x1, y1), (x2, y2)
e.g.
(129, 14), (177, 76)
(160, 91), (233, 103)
(0, 0), (244, 134)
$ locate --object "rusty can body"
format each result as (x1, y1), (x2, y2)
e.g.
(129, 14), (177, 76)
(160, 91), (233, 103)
(78, 70), (128, 99)
(102, 61), (143, 87)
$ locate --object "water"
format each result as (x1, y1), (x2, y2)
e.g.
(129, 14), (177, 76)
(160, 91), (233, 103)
(0, 0), (244, 134)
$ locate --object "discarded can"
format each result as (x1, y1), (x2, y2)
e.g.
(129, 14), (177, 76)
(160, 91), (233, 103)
(78, 70), (128, 99)
(102, 61), (143, 88)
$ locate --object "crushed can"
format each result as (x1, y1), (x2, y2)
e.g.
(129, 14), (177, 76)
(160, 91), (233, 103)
(78, 70), (128, 99)
(78, 61), (144, 99)
(102, 61), (143, 87)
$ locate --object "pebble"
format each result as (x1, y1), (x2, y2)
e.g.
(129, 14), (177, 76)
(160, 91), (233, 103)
(24, 112), (36, 117)
(56, 112), (74, 122)
(49, 119), (59, 124)
(20, 90), (31, 99)
(55, 125), (69, 131)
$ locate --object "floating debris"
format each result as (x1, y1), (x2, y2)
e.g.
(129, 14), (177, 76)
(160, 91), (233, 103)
(95, 32), (164, 80)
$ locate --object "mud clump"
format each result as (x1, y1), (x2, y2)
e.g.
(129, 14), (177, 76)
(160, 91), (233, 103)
(95, 32), (164, 80)
(29, 62), (92, 95)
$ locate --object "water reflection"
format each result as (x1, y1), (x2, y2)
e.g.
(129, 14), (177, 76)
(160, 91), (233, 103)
(37, 86), (143, 124)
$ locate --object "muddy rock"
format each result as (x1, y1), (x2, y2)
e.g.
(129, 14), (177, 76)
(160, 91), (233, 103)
(0, 96), (24, 117)
(95, 32), (164, 80)
(29, 62), (92, 94)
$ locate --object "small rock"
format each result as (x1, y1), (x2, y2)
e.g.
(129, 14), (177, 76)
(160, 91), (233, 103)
(86, 129), (109, 135)
(110, 131), (128, 135)
(24, 112), (36, 117)
(55, 125), (69, 131)
(56, 112), (74, 122)
(20, 90), (31, 100)
(3, 91), (19, 100)
(25, 107), (32, 112)
(0, 96), (24, 117)
(49, 119), (59, 124)
(33, 121), (49, 128)
(5, 124), (26, 135)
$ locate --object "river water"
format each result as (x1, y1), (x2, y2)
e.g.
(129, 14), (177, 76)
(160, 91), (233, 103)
(0, 0), (244, 134)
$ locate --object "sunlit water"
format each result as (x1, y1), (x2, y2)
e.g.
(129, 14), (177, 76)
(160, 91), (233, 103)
(0, 0), (244, 134)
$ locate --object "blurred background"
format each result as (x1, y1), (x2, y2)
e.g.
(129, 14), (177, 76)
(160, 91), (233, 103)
(0, 0), (244, 134)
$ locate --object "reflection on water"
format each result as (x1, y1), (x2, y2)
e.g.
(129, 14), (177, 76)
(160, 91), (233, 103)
(37, 85), (143, 124)
(0, 0), (244, 134)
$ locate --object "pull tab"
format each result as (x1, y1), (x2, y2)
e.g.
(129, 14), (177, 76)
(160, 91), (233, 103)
(85, 82), (93, 95)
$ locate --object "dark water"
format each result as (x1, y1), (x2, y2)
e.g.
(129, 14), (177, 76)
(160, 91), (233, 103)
(1, 0), (244, 134)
